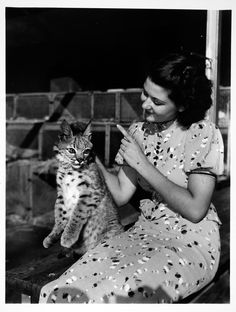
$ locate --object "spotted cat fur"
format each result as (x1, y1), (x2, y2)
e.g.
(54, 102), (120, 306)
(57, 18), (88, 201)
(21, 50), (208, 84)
(43, 119), (124, 255)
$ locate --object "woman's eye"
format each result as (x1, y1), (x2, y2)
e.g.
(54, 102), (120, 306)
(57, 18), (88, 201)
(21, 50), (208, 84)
(152, 98), (165, 106)
(142, 89), (165, 106)
(152, 99), (162, 106)
(68, 148), (76, 153)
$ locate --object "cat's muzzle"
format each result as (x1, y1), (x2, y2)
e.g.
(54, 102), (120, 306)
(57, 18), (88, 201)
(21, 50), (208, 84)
(53, 145), (59, 154)
(75, 157), (88, 166)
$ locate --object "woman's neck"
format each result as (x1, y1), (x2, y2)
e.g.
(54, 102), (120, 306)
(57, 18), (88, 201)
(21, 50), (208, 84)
(150, 118), (176, 131)
(142, 118), (176, 135)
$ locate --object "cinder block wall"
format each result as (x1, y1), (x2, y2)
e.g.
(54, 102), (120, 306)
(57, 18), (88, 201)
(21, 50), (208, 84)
(6, 90), (143, 224)
(6, 90), (143, 165)
(6, 88), (229, 224)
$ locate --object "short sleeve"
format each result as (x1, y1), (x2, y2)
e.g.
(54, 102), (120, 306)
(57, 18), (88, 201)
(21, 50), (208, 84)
(115, 122), (144, 165)
(184, 121), (224, 176)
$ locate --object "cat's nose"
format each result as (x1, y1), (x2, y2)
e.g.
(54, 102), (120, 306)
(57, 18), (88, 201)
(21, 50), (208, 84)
(76, 156), (83, 162)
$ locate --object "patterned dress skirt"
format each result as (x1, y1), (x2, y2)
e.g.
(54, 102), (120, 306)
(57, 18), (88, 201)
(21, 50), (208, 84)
(39, 201), (221, 304)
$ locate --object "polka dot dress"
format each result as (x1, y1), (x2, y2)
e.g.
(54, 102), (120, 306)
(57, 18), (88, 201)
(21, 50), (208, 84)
(39, 119), (224, 303)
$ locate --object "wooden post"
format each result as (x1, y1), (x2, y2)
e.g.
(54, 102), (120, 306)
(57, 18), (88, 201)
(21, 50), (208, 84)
(91, 92), (94, 120)
(38, 125), (44, 160)
(105, 124), (111, 167)
(13, 94), (18, 119)
(205, 10), (222, 124)
(115, 92), (121, 122)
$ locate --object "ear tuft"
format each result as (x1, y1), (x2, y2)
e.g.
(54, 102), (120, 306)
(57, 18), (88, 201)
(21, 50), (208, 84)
(83, 120), (92, 139)
(60, 119), (73, 140)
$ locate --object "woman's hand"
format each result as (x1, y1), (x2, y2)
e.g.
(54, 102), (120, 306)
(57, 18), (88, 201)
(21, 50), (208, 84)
(117, 124), (149, 171)
(96, 142), (137, 207)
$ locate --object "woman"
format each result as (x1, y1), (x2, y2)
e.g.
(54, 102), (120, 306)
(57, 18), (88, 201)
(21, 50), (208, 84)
(40, 53), (224, 303)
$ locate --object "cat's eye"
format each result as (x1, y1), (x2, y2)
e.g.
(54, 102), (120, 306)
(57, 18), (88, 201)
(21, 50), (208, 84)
(83, 149), (90, 155)
(67, 148), (76, 154)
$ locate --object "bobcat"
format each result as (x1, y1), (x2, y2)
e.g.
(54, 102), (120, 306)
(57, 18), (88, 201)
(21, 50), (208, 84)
(43, 119), (124, 255)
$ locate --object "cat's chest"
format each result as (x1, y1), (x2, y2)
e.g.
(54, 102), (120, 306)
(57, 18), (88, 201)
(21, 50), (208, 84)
(58, 170), (93, 199)
(62, 174), (79, 192)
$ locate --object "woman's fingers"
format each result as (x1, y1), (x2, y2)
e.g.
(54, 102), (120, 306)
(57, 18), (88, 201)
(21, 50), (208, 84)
(116, 124), (133, 142)
(121, 138), (129, 146)
(118, 148), (124, 156)
(120, 143), (126, 151)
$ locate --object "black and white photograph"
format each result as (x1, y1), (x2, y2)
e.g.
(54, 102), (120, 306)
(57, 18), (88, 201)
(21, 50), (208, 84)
(2, 0), (234, 307)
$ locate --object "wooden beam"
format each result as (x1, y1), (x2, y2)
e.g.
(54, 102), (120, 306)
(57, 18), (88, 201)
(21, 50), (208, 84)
(205, 10), (222, 124)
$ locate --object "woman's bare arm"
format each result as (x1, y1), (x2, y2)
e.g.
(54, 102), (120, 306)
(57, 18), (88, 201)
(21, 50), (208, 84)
(137, 160), (215, 222)
(117, 124), (216, 223)
(96, 157), (137, 207)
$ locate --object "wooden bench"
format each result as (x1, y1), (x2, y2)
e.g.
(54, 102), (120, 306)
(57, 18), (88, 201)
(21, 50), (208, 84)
(6, 183), (230, 304)
(6, 239), (78, 303)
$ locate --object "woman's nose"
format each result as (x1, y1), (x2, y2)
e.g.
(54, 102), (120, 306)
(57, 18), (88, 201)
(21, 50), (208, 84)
(142, 97), (152, 110)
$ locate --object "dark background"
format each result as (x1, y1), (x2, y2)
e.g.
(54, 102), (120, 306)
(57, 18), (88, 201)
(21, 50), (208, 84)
(6, 8), (231, 93)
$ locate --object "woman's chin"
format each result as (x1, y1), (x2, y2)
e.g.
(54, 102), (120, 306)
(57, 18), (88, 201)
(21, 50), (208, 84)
(145, 114), (157, 122)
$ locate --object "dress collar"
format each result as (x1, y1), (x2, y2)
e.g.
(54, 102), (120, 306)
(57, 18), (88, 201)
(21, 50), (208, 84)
(142, 119), (176, 135)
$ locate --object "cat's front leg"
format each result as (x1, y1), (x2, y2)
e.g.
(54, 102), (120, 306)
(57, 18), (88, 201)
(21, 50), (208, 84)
(60, 200), (91, 248)
(61, 222), (84, 248)
(43, 224), (63, 248)
(43, 196), (67, 248)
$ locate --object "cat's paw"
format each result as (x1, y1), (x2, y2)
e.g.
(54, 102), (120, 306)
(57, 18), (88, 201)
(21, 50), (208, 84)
(60, 234), (77, 248)
(43, 236), (52, 248)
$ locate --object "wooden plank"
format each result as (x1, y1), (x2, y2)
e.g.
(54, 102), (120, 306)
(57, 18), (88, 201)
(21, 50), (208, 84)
(6, 240), (77, 303)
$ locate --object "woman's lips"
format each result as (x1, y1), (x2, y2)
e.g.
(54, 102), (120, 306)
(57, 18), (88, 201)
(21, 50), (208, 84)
(145, 110), (153, 115)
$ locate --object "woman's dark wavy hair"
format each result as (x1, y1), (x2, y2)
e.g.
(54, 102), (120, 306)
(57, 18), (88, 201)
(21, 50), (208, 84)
(146, 53), (213, 128)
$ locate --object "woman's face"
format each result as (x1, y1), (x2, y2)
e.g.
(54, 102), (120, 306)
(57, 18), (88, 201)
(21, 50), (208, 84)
(141, 77), (179, 123)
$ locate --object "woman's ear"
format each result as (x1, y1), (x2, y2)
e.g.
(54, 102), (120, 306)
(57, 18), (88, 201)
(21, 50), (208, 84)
(178, 106), (185, 112)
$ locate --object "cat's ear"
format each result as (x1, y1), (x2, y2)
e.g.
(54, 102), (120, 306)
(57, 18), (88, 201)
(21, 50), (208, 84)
(83, 120), (92, 140)
(60, 119), (73, 140)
